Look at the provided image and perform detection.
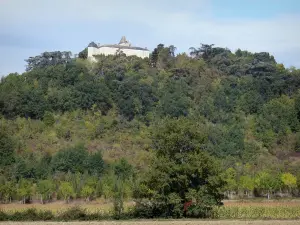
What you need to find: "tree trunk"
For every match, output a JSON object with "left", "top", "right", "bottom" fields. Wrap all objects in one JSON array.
[{"left": 267, "top": 191, "right": 270, "bottom": 200}]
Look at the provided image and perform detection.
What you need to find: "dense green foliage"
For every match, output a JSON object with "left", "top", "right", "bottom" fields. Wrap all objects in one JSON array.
[
  {"left": 134, "top": 118, "right": 224, "bottom": 218},
  {"left": 1, "top": 44, "right": 300, "bottom": 218}
]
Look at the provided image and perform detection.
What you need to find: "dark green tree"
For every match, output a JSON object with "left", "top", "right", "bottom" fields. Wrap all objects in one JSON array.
[
  {"left": 78, "top": 48, "right": 88, "bottom": 59},
  {"left": 113, "top": 158, "right": 133, "bottom": 219},
  {"left": 37, "top": 180, "right": 56, "bottom": 204},
  {"left": 51, "top": 144, "right": 88, "bottom": 173},
  {"left": 43, "top": 111, "right": 55, "bottom": 126},
  {"left": 0, "top": 129, "right": 15, "bottom": 166},
  {"left": 135, "top": 118, "right": 225, "bottom": 218},
  {"left": 85, "top": 151, "right": 105, "bottom": 176}
]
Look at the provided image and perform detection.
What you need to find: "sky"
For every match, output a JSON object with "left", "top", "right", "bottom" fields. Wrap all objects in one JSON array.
[{"left": 0, "top": 0, "right": 300, "bottom": 76}]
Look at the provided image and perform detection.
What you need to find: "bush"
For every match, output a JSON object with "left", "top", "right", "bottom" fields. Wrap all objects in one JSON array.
[
  {"left": 6, "top": 208, "right": 53, "bottom": 221},
  {"left": 186, "top": 204, "right": 213, "bottom": 218},
  {"left": 0, "top": 210, "right": 8, "bottom": 221},
  {"left": 85, "top": 211, "right": 112, "bottom": 221},
  {"left": 57, "top": 206, "right": 87, "bottom": 221},
  {"left": 10, "top": 208, "right": 39, "bottom": 221},
  {"left": 38, "top": 210, "right": 54, "bottom": 220},
  {"left": 133, "top": 200, "right": 170, "bottom": 218}
]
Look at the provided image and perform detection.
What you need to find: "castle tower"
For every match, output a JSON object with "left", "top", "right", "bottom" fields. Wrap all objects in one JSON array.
[{"left": 119, "top": 36, "right": 131, "bottom": 46}]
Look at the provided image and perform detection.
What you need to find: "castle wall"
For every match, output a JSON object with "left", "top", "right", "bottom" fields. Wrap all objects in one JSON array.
[
  {"left": 87, "top": 47, "right": 98, "bottom": 61},
  {"left": 88, "top": 46, "right": 149, "bottom": 60}
]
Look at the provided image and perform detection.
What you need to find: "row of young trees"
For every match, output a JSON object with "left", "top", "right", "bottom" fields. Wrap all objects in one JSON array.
[
  {"left": 223, "top": 167, "right": 299, "bottom": 199},
  {"left": 0, "top": 159, "right": 133, "bottom": 205}
]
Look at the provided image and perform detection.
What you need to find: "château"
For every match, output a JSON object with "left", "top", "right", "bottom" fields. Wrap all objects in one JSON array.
[{"left": 87, "top": 36, "right": 150, "bottom": 60}]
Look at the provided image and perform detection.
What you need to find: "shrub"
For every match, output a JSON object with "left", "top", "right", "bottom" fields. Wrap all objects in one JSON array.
[
  {"left": 186, "top": 204, "right": 213, "bottom": 218},
  {"left": 0, "top": 210, "right": 8, "bottom": 221},
  {"left": 57, "top": 206, "right": 87, "bottom": 221},
  {"left": 38, "top": 210, "right": 54, "bottom": 220},
  {"left": 7, "top": 208, "right": 54, "bottom": 221},
  {"left": 133, "top": 200, "right": 170, "bottom": 218}
]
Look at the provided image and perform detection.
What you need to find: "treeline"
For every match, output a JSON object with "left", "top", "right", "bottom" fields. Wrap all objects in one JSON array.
[{"left": 1, "top": 43, "right": 300, "bottom": 218}]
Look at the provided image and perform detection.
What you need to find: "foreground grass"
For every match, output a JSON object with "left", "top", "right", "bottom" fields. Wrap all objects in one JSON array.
[
  {"left": 2, "top": 200, "right": 300, "bottom": 221},
  {"left": 0, "top": 200, "right": 134, "bottom": 214},
  {"left": 213, "top": 206, "right": 300, "bottom": 219},
  {"left": 1, "top": 221, "right": 300, "bottom": 225}
]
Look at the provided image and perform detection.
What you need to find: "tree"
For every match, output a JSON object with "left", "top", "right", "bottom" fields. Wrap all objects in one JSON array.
[
  {"left": 43, "top": 111, "right": 55, "bottom": 127},
  {"left": 239, "top": 175, "right": 254, "bottom": 197},
  {"left": 51, "top": 144, "right": 88, "bottom": 173},
  {"left": 222, "top": 168, "right": 237, "bottom": 199},
  {"left": 0, "top": 73, "right": 25, "bottom": 118},
  {"left": 113, "top": 158, "right": 133, "bottom": 219},
  {"left": 85, "top": 152, "right": 105, "bottom": 176},
  {"left": 37, "top": 180, "right": 56, "bottom": 204},
  {"left": 0, "top": 181, "right": 15, "bottom": 203},
  {"left": 134, "top": 117, "right": 225, "bottom": 218},
  {"left": 59, "top": 181, "right": 75, "bottom": 203},
  {"left": 158, "top": 81, "right": 190, "bottom": 118},
  {"left": 35, "top": 152, "right": 52, "bottom": 179},
  {"left": 155, "top": 45, "right": 176, "bottom": 69},
  {"left": 21, "top": 88, "right": 48, "bottom": 119},
  {"left": 101, "top": 175, "right": 114, "bottom": 200},
  {"left": 25, "top": 51, "right": 72, "bottom": 71},
  {"left": 255, "top": 172, "right": 282, "bottom": 199},
  {"left": 150, "top": 44, "right": 165, "bottom": 67},
  {"left": 78, "top": 48, "right": 88, "bottom": 59},
  {"left": 81, "top": 185, "right": 95, "bottom": 202},
  {"left": 169, "top": 45, "right": 177, "bottom": 57},
  {"left": 281, "top": 173, "right": 297, "bottom": 194},
  {"left": 189, "top": 44, "right": 214, "bottom": 60},
  {"left": 17, "top": 179, "right": 32, "bottom": 204},
  {"left": 0, "top": 129, "right": 15, "bottom": 166},
  {"left": 257, "top": 95, "right": 299, "bottom": 147}
]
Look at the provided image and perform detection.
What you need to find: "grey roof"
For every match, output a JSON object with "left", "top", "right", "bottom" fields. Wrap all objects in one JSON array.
[
  {"left": 88, "top": 42, "right": 98, "bottom": 47},
  {"left": 119, "top": 36, "right": 128, "bottom": 44},
  {"left": 97, "top": 44, "right": 149, "bottom": 51}
]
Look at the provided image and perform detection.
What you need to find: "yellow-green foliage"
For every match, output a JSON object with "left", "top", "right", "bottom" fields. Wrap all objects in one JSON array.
[{"left": 1, "top": 108, "right": 153, "bottom": 168}]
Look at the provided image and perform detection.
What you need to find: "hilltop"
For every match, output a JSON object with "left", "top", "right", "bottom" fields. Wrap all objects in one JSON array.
[{"left": 1, "top": 43, "right": 300, "bottom": 212}]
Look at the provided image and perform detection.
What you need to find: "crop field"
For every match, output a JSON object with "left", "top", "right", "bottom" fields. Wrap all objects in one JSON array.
[
  {"left": 1, "top": 220, "right": 300, "bottom": 225},
  {"left": 223, "top": 199, "right": 300, "bottom": 207},
  {"left": 2, "top": 200, "right": 300, "bottom": 221},
  {"left": 2, "top": 199, "right": 300, "bottom": 213},
  {"left": 0, "top": 201, "right": 117, "bottom": 214}
]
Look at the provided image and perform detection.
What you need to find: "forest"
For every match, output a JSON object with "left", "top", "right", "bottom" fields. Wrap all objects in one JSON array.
[{"left": 1, "top": 43, "right": 300, "bottom": 218}]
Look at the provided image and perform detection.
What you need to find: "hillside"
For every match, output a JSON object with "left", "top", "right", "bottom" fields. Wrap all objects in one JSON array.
[{"left": 1, "top": 43, "right": 300, "bottom": 207}]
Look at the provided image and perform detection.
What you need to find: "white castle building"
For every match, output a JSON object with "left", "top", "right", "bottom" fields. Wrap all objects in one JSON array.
[{"left": 87, "top": 36, "right": 150, "bottom": 60}]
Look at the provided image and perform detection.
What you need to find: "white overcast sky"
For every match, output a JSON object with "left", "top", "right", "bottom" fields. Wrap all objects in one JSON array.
[{"left": 0, "top": 0, "right": 300, "bottom": 75}]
